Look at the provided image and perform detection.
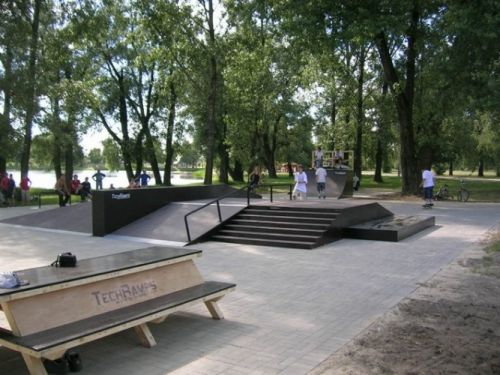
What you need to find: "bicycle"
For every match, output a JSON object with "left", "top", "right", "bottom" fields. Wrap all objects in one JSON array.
[
  {"left": 457, "top": 179, "right": 470, "bottom": 202},
  {"left": 433, "top": 184, "right": 453, "bottom": 201}
]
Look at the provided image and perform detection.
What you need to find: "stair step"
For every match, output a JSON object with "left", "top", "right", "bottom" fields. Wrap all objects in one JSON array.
[
  {"left": 211, "top": 235, "right": 317, "bottom": 249},
  {"left": 245, "top": 208, "right": 339, "bottom": 218},
  {"left": 218, "top": 229, "right": 320, "bottom": 242},
  {"left": 237, "top": 214, "right": 333, "bottom": 224},
  {"left": 250, "top": 205, "right": 342, "bottom": 213},
  {"left": 225, "top": 224, "right": 326, "bottom": 235},
  {"left": 230, "top": 219, "right": 330, "bottom": 230}
]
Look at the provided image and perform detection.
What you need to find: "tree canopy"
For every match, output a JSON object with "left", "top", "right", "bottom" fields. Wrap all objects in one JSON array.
[{"left": 1, "top": 0, "right": 498, "bottom": 192}]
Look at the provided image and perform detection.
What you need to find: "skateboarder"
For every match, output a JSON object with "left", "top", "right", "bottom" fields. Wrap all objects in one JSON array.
[{"left": 420, "top": 167, "right": 435, "bottom": 208}]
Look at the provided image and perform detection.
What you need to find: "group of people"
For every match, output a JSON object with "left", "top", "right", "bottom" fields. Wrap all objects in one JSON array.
[
  {"left": 314, "top": 147, "right": 345, "bottom": 169},
  {"left": 247, "top": 163, "right": 327, "bottom": 201},
  {"left": 290, "top": 164, "right": 327, "bottom": 200},
  {"left": 128, "top": 170, "right": 151, "bottom": 189},
  {"left": 1, "top": 173, "right": 32, "bottom": 206},
  {"left": 55, "top": 174, "right": 93, "bottom": 207}
]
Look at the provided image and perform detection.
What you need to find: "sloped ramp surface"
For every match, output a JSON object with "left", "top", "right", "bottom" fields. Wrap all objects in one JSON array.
[
  {"left": 0, "top": 203, "right": 92, "bottom": 234},
  {"left": 111, "top": 200, "right": 247, "bottom": 243}
]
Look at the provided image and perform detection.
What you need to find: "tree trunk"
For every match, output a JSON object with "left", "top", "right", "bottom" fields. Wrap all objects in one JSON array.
[
  {"left": 329, "top": 94, "right": 337, "bottom": 150},
  {"left": 374, "top": 137, "right": 383, "bottom": 182},
  {"left": 354, "top": 46, "right": 366, "bottom": 179},
  {"left": 229, "top": 159, "right": 244, "bottom": 182},
  {"left": 262, "top": 115, "right": 281, "bottom": 179},
  {"left": 375, "top": 3, "right": 420, "bottom": 195},
  {"left": 448, "top": 160, "right": 454, "bottom": 176},
  {"left": 134, "top": 129, "right": 145, "bottom": 177},
  {"left": 478, "top": 158, "right": 484, "bottom": 177},
  {"left": 0, "top": 3, "right": 15, "bottom": 174},
  {"left": 218, "top": 116, "right": 229, "bottom": 184},
  {"left": 142, "top": 123, "right": 162, "bottom": 185},
  {"left": 20, "top": 0, "right": 42, "bottom": 177},
  {"left": 204, "top": 0, "right": 218, "bottom": 185},
  {"left": 163, "top": 81, "right": 177, "bottom": 186},
  {"left": 118, "top": 74, "right": 134, "bottom": 181}
]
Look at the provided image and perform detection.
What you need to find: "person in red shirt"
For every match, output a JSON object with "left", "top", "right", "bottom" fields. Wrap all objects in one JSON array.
[
  {"left": 1, "top": 173, "right": 9, "bottom": 206},
  {"left": 20, "top": 174, "right": 32, "bottom": 205},
  {"left": 70, "top": 174, "right": 81, "bottom": 195}
]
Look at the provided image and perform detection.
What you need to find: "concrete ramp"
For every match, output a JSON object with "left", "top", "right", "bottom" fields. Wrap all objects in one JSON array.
[
  {"left": 0, "top": 203, "right": 92, "bottom": 234},
  {"left": 305, "top": 169, "right": 353, "bottom": 199},
  {"left": 111, "top": 200, "right": 247, "bottom": 243}
]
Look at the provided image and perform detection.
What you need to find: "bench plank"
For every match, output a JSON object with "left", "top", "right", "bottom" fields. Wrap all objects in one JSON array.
[{"left": 0, "top": 281, "right": 235, "bottom": 353}]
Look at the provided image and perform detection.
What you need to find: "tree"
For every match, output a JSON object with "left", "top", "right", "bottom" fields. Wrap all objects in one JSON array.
[
  {"left": 88, "top": 148, "right": 104, "bottom": 168},
  {"left": 19, "top": 0, "right": 42, "bottom": 178},
  {"left": 102, "top": 138, "right": 122, "bottom": 171}
]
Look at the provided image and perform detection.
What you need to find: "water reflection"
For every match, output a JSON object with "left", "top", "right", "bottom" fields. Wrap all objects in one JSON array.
[{"left": 7, "top": 170, "right": 203, "bottom": 189}]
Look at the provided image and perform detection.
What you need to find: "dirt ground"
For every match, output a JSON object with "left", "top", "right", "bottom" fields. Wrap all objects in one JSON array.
[{"left": 311, "top": 228, "right": 500, "bottom": 375}]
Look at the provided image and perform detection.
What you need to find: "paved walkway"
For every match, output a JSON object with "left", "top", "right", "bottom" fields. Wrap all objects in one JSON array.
[{"left": 0, "top": 199, "right": 499, "bottom": 374}]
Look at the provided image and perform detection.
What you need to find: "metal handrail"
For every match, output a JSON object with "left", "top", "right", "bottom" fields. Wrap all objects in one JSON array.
[
  {"left": 256, "top": 183, "right": 294, "bottom": 203},
  {"left": 184, "top": 185, "right": 250, "bottom": 242},
  {"left": 183, "top": 182, "right": 295, "bottom": 242}
]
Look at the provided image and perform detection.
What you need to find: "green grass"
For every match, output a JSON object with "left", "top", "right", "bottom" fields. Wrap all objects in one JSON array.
[
  {"left": 484, "top": 232, "right": 500, "bottom": 254},
  {"left": 358, "top": 175, "right": 402, "bottom": 190},
  {"left": 434, "top": 178, "right": 500, "bottom": 202}
]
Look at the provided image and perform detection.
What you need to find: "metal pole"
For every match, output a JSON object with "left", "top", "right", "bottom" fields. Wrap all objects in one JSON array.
[
  {"left": 270, "top": 185, "right": 273, "bottom": 203},
  {"left": 184, "top": 217, "right": 191, "bottom": 242},
  {"left": 289, "top": 185, "right": 292, "bottom": 200},
  {"left": 216, "top": 200, "right": 222, "bottom": 222},
  {"left": 247, "top": 187, "right": 250, "bottom": 206}
]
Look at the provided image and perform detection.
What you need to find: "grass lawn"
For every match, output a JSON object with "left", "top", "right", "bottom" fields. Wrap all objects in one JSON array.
[{"left": 359, "top": 172, "right": 500, "bottom": 202}]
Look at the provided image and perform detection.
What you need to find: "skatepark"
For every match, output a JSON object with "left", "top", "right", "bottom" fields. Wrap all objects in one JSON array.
[{"left": 1, "top": 190, "right": 499, "bottom": 374}]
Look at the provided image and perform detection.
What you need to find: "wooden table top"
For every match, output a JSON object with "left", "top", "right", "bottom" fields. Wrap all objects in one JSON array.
[{"left": 0, "top": 246, "right": 201, "bottom": 298}]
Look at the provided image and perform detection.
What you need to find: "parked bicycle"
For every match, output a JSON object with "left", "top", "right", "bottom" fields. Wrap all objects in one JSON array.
[
  {"left": 457, "top": 179, "right": 470, "bottom": 202},
  {"left": 433, "top": 184, "right": 453, "bottom": 201}
]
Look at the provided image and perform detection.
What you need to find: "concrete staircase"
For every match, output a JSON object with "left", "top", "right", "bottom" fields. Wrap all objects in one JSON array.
[{"left": 210, "top": 205, "right": 340, "bottom": 249}]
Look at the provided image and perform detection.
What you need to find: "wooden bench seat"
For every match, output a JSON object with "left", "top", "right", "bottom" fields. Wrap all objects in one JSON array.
[{"left": 0, "top": 281, "right": 235, "bottom": 355}]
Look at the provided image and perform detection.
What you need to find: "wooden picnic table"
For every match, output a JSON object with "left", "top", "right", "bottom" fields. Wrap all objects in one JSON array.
[{"left": 0, "top": 246, "right": 235, "bottom": 375}]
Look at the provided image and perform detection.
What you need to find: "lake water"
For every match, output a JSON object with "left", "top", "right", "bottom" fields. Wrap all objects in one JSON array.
[{"left": 6, "top": 170, "right": 203, "bottom": 189}]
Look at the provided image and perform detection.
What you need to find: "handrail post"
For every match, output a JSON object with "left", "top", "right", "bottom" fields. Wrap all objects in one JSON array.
[
  {"left": 184, "top": 216, "right": 191, "bottom": 242},
  {"left": 289, "top": 185, "right": 292, "bottom": 200},
  {"left": 216, "top": 200, "right": 222, "bottom": 222},
  {"left": 270, "top": 185, "right": 273, "bottom": 203}
]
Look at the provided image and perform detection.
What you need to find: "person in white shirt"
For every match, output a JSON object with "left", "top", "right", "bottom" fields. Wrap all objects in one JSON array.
[
  {"left": 315, "top": 166, "right": 327, "bottom": 199},
  {"left": 334, "top": 150, "right": 344, "bottom": 168},
  {"left": 314, "top": 146, "right": 324, "bottom": 168},
  {"left": 420, "top": 167, "right": 435, "bottom": 207},
  {"left": 293, "top": 165, "right": 308, "bottom": 200}
]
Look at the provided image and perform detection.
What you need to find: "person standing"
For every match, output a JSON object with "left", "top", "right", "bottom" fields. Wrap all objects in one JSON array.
[
  {"left": 6, "top": 174, "right": 16, "bottom": 206},
  {"left": 420, "top": 167, "right": 435, "bottom": 208},
  {"left": 315, "top": 165, "right": 327, "bottom": 199},
  {"left": 92, "top": 169, "right": 106, "bottom": 190},
  {"left": 20, "top": 174, "right": 32, "bottom": 205},
  {"left": 353, "top": 174, "right": 360, "bottom": 191},
  {"left": 55, "top": 174, "right": 71, "bottom": 207},
  {"left": 1, "top": 172, "right": 9, "bottom": 206},
  {"left": 314, "top": 146, "right": 324, "bottom": 168},
  {"left": 293, "top": 165, "right": 308, "bottom": 200},
  {"left": 138, "top": 170, "right": 151, "bottom": 187}
]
